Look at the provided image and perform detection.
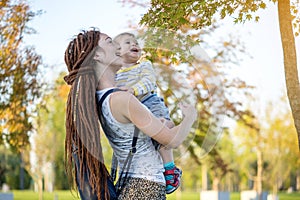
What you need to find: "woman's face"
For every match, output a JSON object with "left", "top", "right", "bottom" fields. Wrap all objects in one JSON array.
[{"left": 97, "top": 33, "right": 122, "bottom": 68}]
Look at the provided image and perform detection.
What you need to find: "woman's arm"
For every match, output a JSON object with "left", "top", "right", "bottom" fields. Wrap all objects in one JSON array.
[{"left": 110, "top": 91, "right": 197, "bottom": 148}]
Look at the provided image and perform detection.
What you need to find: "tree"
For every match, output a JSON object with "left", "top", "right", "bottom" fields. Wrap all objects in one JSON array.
[
  {"left": 277, "top": 0, "right": 300, "bottom": 150},
  {"left": 232, "top": 95, "right": 300, "bottom": 196},
  {"left": 234, "top": 114, "right": 266, "bottom": 198},
  {"left": 263, "top": 98, "right": 300, "bottom": 193},
  {"left": 22, "top": 72, "right": 70, "bottom": 196},
  {"left": 0, "top": 145, "right": 31, "bottom": 189},
  {"left": 136, "top": 0, "right": 300, "bottom": 149},
  {"left": 0, "top": 0, "right": 44, "bottom": 152},
  {"left": 39, "top": 73, "right": 69, "bottom": 191},
  {"left": 23, "top": 71, "right": 115, "bottom": 193}
]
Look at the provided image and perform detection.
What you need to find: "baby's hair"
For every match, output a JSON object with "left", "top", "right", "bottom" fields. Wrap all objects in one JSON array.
[{"left": 113, "top": 32, "right": 136, "bottom": 42}]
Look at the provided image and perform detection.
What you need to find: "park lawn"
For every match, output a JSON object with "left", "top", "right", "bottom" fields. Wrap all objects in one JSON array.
[
  {"left": 12, "top": 190, "right": 78, "bottom": 200},
  {"left": 12, "top": 190, "right": 300, "bottom": 200},
  {"left": 167, "top": 191, "right": 300, "bottom": 200},
  {"left": 277, "top": 192, "right": 300, "bottom": 200}
]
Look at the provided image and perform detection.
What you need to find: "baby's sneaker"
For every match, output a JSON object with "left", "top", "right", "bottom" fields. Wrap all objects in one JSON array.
[{"left": 164, "top": 166, "right": 182, "bottom": 194}]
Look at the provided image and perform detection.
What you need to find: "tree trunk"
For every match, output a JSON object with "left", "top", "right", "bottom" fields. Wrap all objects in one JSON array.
[
  {"left": 44, "top": 162, "right": 54, "bottom": 192},
  {"left": 278, "top": 0, "right": 300, "bottom": 150},
  {"left": 297, "top": 169, "right": 300, "bottom": 191},
  {"left": 202, "top": 164, "right": 208, "bottom": 190},
  {"left": 212, "top": 176, "right": 220, "bottom": 191},
  {"left": 256, "top": 149, "right": 263, "bottom": 200},
  {"left": 19, "top": 154, "right": 24, "bottom": 190},
  {"left": 38, "top": 178, "right": 43, "bottom": 200}
]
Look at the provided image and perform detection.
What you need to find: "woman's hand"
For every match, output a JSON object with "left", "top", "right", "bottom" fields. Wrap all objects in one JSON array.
[{"left": 179, "top": 102, "right": 197, "bottom": 122}]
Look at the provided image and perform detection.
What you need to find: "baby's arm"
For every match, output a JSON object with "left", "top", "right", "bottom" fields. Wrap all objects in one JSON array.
[
  {"left": 131, "top": 61, "right": 157, "bottom": 96},
  {"left": 118, "top": 86, "right": 135, "bottom": 94}
]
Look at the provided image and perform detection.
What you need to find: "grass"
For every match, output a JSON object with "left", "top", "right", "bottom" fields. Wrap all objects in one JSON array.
[
  {"left": 10, "top": 190, "right": 300, "bottom": 200},
  {"left": 12, "top": 190, "right": 78, "bottom": 200}
]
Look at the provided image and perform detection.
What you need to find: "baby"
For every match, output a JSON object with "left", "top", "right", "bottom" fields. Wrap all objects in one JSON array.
[{"left": 114, "top": 32, "right": 182, "bottom": 194}]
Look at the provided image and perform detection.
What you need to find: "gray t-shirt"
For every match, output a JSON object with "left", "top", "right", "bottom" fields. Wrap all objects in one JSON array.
[{"left": 96, "top": 89, "right": 165, "bottom": 185}]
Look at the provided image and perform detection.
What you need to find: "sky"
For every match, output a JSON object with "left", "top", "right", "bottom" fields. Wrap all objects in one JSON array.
[
  {"left": 25, "top": 0, "right": 144, "bottom": 68},
  {"left": 24, "top": 0, "right": 300, "bottom": 109}
]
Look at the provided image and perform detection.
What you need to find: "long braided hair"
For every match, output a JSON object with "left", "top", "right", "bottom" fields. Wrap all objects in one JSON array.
[{"left": 63, "top": 29, "right": 110, "bottom": 200}]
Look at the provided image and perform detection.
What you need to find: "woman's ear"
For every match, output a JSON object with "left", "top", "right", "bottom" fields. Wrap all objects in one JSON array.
[{"left": 94, "top": 49, "right": 104, "bottom": 63}]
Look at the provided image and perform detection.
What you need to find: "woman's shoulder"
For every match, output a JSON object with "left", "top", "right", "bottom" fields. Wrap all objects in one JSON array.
[
  {"left": 96, "top": 88, "right": 130, "bottom": 105},
  {"left": 110, "top": 90, "right": 136, "bottom": 103},
  {"left": 97, "top": 88, "right": 143, "bottom": 114},
  {"left": 110, "top": 90, "right": 143, "bottom": 116}
]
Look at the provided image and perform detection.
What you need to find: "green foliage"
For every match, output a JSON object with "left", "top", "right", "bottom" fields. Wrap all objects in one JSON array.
[
  {"left": 140, "top": 1, "right": 299, "bottom": 36},
  {"left": 140, "top": 0, "right": 269, "bottom": 30},
  {"left": 291, "top": 0, "right": 300, "bottom": 36},
  {"left": 0, "top": 0, "right": 44, "bottom": 152},
  {"left": 0, "top": 146, "right": 31, "bottom": 189}
]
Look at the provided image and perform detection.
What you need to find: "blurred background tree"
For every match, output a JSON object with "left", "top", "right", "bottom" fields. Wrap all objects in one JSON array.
[
  {"left": 232, "top": 94, "right": 299, "bottom": 195},
  {"left": 0, "top": 0, "right": 44, "bottom": 152},
  {"left": 0, "top": 0, "right": 45, "bottom": 191},
  {"left": 21, "top": 72, "right": 69, "bottom": 198},
  {"left": 135, "top": 0, "right": 300, "bottom": 150},
  {"left": 0, "top": 146, "right": 31, "bottom": 189}
]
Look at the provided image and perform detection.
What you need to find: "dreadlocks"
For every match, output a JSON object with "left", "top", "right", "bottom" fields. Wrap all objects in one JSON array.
[{"left": 64, "top": 29, "right": 110, "bottom": 200}]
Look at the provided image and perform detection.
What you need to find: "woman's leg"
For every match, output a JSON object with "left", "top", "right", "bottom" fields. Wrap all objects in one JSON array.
[{"left": 118, "top": 178, "right": 166, "bottom": 200}]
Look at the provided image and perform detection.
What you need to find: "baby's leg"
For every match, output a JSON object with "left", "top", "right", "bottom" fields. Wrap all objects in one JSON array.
[
  {"left": 159, "top": 119, "right": 175, "bottom": 163},
  {"left": 159, "top": 147, "right": 173, "bottom": 163},
  {"left": 158, "top": 119, "right": 182, "bottom": 194}
]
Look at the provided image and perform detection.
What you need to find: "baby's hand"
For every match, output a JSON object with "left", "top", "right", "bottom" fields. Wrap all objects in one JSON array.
[
  {"left": 127, "top": 88, "right": 135, "bottom": 95},
  {"left": 118, "top": 87, "right": 134, "bottom": 94}
]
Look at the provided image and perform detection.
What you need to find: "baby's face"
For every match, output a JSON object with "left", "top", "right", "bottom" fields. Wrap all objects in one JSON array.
[{"left": 117, "top": 35, "right": 141, "bottom": 64}]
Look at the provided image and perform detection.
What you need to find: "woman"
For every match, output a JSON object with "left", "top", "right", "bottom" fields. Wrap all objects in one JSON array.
[{"left": 63, "top": 28, "right": 197, "bottom": 200}]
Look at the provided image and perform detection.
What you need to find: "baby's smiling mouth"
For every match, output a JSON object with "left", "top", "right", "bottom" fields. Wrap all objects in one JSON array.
[{"left": 130, "top": 48, "right": 139, "bottom": 52}]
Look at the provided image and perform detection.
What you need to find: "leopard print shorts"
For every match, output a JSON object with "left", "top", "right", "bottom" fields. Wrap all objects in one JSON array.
[{"left": 118, "top": 177, "right": 166, "bottom": 200}]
